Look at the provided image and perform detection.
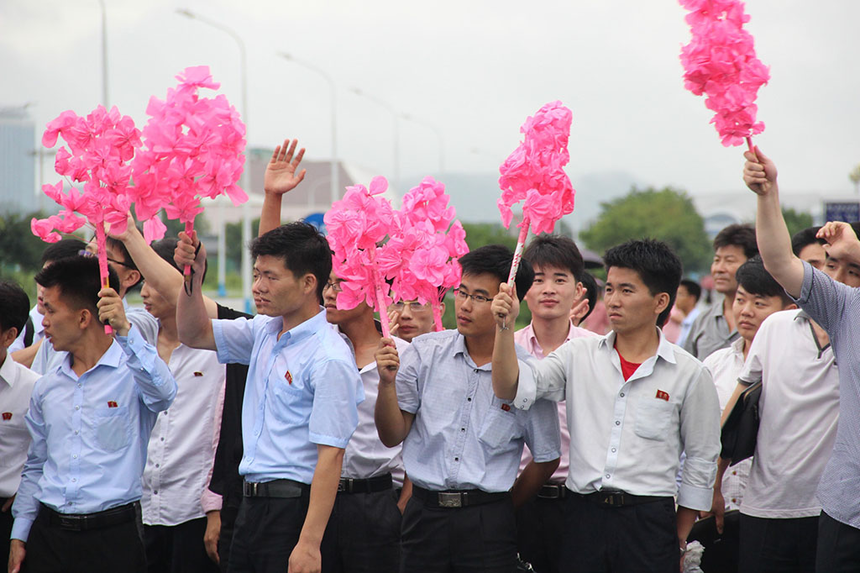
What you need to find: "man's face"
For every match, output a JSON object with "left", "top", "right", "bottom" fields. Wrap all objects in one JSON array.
[
  {"left": 454, "top": 273, "right": 500, "bottom": 338},
  {"left": 711, "top": 245, "right": 748, "bottom": 295},
  {"left": 252, "top": 255, "right": 309, "bottom": 318},
  {"left": 732, "top": 285, "right": 788, "bottom": 343},
  {"left": 323, "top": 272, "right": 370, "bottom": 326},
  {"left": 823, "top": 255, "right": 860, "bottom": 288},
  {"left": 797, "top": 243, "right": 826, "bottom": 270},
  {"left": 388, "top": 300, "right": 435, "bottom": 342},
  {"left": 40, "top": 285, "right": 84, "bottom": 352},
  {"left": 604, "top": 267, "right": 666, "bottom": 335},
  {"left": 87, "top": 239, "right": 137, "bottom": 297},
  {"left": 674, "top": 285, "right": 696, "bottom": 314},
  {"left": 525, "top": 264, "right": 581, "bottom": 323},
  {"left": 140, "top": 280, "right": 172, "bottom": 321}
]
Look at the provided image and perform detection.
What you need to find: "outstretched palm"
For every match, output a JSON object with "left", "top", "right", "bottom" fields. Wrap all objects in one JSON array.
[{"left": 264, "top": 138, "right": 307, "bottom": 196}]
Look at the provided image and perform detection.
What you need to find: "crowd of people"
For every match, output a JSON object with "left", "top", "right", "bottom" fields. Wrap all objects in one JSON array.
[{"left": 1, "top": 141, "right": 859, "bottom": 573}]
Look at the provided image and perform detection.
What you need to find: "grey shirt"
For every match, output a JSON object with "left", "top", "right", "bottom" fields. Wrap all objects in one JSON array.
[
  {"left": 791, "top": 261, "right": 860, "bottom": 529},
  {"left": 682, "top": 299, "right": 739, "bottom": 360}
]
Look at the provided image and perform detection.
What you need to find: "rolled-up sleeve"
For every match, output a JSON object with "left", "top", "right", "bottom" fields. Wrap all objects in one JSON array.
[
  {"left": 212, "top": 316, "right": 257, "bottom": 366},
  {"left": 308, "top": 358, "right": 365, "bottom": 449},
  {"left": 116, "top": 325, "right": 176, "bottom": 413},
  {"left": 522, "top": 397, "right": 561, "bottom": 463},
  {"left": 677, "top": 367, "right": 721, "bottom": 511},
  {"left": 515, "top": 347, "right": 569, "bottom": 410}
]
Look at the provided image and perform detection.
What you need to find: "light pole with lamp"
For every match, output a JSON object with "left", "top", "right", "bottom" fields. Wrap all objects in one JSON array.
[
  {"left": 176, "top": 8, "right": 252, "bottom": 308},
  {"left": 278, "top": 53, "right": 339, "bottom": 207},
  {"left": 97, "top": 0, "right": 108, "bottom": 107}
]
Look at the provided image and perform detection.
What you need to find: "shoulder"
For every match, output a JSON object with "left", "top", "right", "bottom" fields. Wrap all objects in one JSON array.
[
  {"left": 702, "top": 346, "right": 730, "bottom": 369},
  {"left": 409, "top": 329, "right": 458, "bottom": 350},
  {"left": 667, "top": 343, "right": 711, "bottom": 379}
]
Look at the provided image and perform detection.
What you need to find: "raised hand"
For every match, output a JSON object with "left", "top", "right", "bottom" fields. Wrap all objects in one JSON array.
[
  {"left": 492, "top": 282, "right": 519, "bottom": 330},
  {"left": 817, "top": 221, "right": 860, "bottom": 263},
  {"left": 264, "top": 138, "right": 307, "bottom": 196},
  {"left": 97, "top": 287, "right": 131, "bottom": 336},
  {"left": 175, "top": 230, "right": 207, "bottom": 279},
  {"left": 376, "top": 338, "right": 400, "bottom": 383},
  {"left": 743, "top": 146, "right": 778, "bottom": 196}
]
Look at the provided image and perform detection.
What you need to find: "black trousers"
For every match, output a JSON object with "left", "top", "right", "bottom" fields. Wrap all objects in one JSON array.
[
  {"left": 738, "top": 513, "right": 818, "bottom": 573},
  {"left": 23, "top": 503, "right": 146, "bottom": 573},
  {"left": 560, "top": 493, "right": 678, "bottom": 573},
  {"left": 320, "top": 488, "right": 402, "bottom": 573},
  {"left": 400, "top": 494, "right": 517, "bottom": 573},
  {"left": 815, "top": 511, "right": 860, "bottom": 573},
  {"left": 226, "top": 491, "right": 310, "bottom": 573},
  {"left": 218, "top": 503, "right": 240, "bottom": 573},
  {"left": 687, "top": 509, "right": 740, "bottom": 573},
  {"left": 145, "top": 517, "right": 219, "bottom": 573},
  {"left": 515, "top": 496, "right": 565, "bottom": 573},
  {"left": 1, "top": 498, "right": 14, "bottom": 569}
]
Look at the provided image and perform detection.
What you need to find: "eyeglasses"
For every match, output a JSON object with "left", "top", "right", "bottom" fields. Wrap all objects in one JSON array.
[
  {"left": 390, "top": 301, "right": 431, "bottom": 312},
  {"left": 78, "top": 249, "right": 135, "bottom": 269},
  {"left": 453, "top": 288, "right": 492, "bottom": 304},
  {"left": 324, "top": 281, "right": 343, "bottom": 293}
]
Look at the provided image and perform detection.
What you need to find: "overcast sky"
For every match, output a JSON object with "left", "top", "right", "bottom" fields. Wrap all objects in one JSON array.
[{"left": 3, "top": 0, "right": 859, "bottom": 209}]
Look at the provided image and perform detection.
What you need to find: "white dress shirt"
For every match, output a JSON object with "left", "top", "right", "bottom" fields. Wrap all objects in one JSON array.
[
  {"left": 339, "top": 330, "right": 408, "bottom": 486},
  {"left": 702, "top": 338, "right": 751, "bottom": 511},
  {"left": 142, "top": 342, "right": 226, "bottom": 526},
  {"left": 515, "top": 329, "right": 721, "bottom": 512},
  {"left": 0, "top": 354, "right": 40, "bottom": 497}
]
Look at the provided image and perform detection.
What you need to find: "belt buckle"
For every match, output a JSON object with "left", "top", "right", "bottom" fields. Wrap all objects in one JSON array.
[
  {"left": 59, "top": 515, "right": 82, "bottom": 530},
  {"left": 602, "top": 492, "right": 623, "bottom": 506},
  {"left": 437, "top": 492, "right": 462, "bottom": 508},
  {"left": 246, "top": 482, "right": 259, "bottom": 497},
  {"left": 337, "top": 479, "right": 348, "bottom": 493}
]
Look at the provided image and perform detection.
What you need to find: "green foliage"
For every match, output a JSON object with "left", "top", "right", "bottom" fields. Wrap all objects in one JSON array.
[
  {"left": 0, "top": 211, "right": 57, "bottom": 275},
  {"left": 781, "top": 207, "right": 814, "bottom": 239},
  {"left": 225, "top": 217, "right": 261, "bottom": 271},
  {"left": 579, "top": 187, "right": 712, "bottom": 274},
  {"left": 162, "top": 213, "right": 210, "bottom": 241},
  {"left": 461, "top": 222, "right": 518, "bottom": 252}
]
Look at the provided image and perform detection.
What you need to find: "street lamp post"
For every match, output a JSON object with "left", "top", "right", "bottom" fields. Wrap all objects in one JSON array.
[
  {"left": 177, "top": 8, "right": 252, "bottom": 311},
  {"left": 279, "top": 53, "right": 339, "bottom": 207},
  {"left": 400, "top": 113, "right": 444, "bottom": 176},
  {"left": 97, "top": 0, "right": 108, "bottom": 107},
  {"left": 351, "top": 88, "right": 400, "bottom": 191}
]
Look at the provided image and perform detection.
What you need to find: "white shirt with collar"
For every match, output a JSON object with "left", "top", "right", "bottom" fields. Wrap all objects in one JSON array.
[
  {"left": 142, "top": 342, "right": 226, "bottom": 526},
  {"left": 515, "top": 329, "right": 721, "bottom": 512},
  {"left": 0, "top": 354, "right": 40, "bottom": 497}
]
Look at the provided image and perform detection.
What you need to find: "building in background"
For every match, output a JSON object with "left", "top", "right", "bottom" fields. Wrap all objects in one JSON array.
[{"left": 0, "top": 105, "right": 39, "bottom": 216}]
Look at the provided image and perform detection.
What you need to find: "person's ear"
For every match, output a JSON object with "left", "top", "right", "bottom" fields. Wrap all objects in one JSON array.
[
  {"left": 78, "top": 308, "right": 95, "bottom": 330},
  {"left": 654, "top": 292, "right": 671, "bottom": 316},
  {"left": 0, "top": 326, "right": 18, "bottom": 349},
  {"left": 123, "top": 269, "right": 141, "bottom": 292},
  {"left": 301, "top": 273, "right": 317, "bottom": 295},
  {"left": 439, "top": 301, "right": 446, "bottom": 314}
]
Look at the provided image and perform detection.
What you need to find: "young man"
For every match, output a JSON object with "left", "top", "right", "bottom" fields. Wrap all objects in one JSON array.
[
  {"left": 492, "top": 239, "right": 721, "bottom": 573},
  {"left": 695, "top": 257, "right": 796, "bottom": 571},
  {"left": 513, "top": 235, "right": 595, "bottom": 573},
  {"left": 29, "top": 235, "right": 159, "bottom": 375},
  {"left": 0, "top": 281, "right": 40, "bottom": 566},
  {"left": 387, "top": 299, "right": 440, "bottom": 342},
  {"left": 375, "top": 245, "right": 561, "bottom": 573},
  {"left": 176, "top": 223, "right": 363, "bottom": 573},
  {"left": 321, "top": 272, "right": 410, "bottom": 573},
  {"left": 744, "top": 147, "right": 860, "bottom": 572},
  {"left": 9, "top": 256, "right": 177, "bottom": 573},
  {"left": 684, "top": 224, "right": 758, "bottom": 360},
  {"left": 133, "top": 238, "right": 225, "bottom": 573},
  {"left": 9, "top": 238, "right": 86, "bottom": 367},
  {"left": 674, "top": 279, "right": 702, "bottom": 348}
]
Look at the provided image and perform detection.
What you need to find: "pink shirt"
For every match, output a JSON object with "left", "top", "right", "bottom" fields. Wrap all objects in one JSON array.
[{"left": 515, "top": 321, "right": 598, "bottom": 482}]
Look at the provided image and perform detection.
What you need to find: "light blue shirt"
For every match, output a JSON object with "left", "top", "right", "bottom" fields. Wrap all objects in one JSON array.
[
  {"left": 396, "top": 330, "right": 560, "bottom": 493},
  {"left": 792, "top": 261, "right": 860, "bottom": 528},
  {"left": 11, "top": 325, "right": 176, "bottom": 541},
  {"left": 212, "top": 309, "right": 363, "bottom": 484}
]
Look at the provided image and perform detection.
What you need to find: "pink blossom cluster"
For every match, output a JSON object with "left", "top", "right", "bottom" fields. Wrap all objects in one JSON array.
[
  {"left": 129, "top": 66, "right": 247, "bottom": 242},
  {"left": 31, "top": 105, "right": 140, "bottom": 242},
  {"left": 498, "top": 101, "right": 575, "bottom": 235},
  {"left": 324, "top": 176, "right": 397, "bottom": 311},
  {"left": 679, "top": 0, "right": 770, "bottom": 147}
]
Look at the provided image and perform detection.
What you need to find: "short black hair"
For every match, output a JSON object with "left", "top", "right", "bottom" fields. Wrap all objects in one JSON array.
[
  {"left": 0, "top": 280, "right": 30, "bottom": 335},
  {"left": 679, "top": 279, "right": 702, "bottom": 302},
  {"left": 578, "top": 271, "right": 598, "bottom": 323},
  {"left": 790, "top": 226, "right": 825, "bottom": 257},
  {"left": 523, "top": 235, "right": 585, "bottom": 282},
  {"left": 250, "top": 222, "right": 332, "bottom": 301},
  {"left": 603, "top": 239, "right": 682, "bottom": 327},
  {"left": 713, "top": 223, "right": 758, "bottom": 260},
  {"left": 150, "top": 237, "right": 209, "bottom": 284},
  {"left": 41, "top": 237, "right": 87, "bottom": 267},
  {"left": 735, "top": 255, "right": 792, "bottom": 306},
  {"left": 105, "top": 235, "right": 143, "bottom": 291},
  {"left": 458, "top": 244, "right": 534, "bottom": 301},
  {"left": 35, "top": 256, "right": 119, "bottom": 315}
]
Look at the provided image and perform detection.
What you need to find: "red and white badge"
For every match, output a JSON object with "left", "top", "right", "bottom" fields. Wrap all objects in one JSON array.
[
  {"left": 107, "top": 401, "right": 118, "bottom": 408},
  {"left": 655, "top": 390, "right": 670, "bottom": 402},
  {"left": 285, "top": 370, "right": 293, "bottom": 385},
  {"left": 2, "top": 412, "right": 12, "bottom": 421}
]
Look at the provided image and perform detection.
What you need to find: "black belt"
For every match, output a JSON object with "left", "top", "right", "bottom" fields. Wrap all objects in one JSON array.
[
  {"left": 575, "top": 490, "right": 670, "bottom": 507},
  {"left": 537, "top": 483, "right": 568, "bottom": 500},
  {"left": 338, "top": 473, "right": 393, "bottom": 494},
  {"left": 40, "top": 501, "right": 137, "bottom": 531},
  {"left": 412, "top": 486, "right": 509, "bottom": 508},
  {"left": 242, "top": 479, "right": 308, "bottom": 498}
]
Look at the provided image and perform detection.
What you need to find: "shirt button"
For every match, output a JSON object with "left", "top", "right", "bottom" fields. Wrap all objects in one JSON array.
[
  {"left": 156, "top": 464, "right": 160, "bottom": 468},
  {"left": 161, "top": 437, "right": 165, "bottom": 442},
  {"left": 474, "top": 369, "right": 479, "bottom": 373},
  {"left": 611, "top": 448, "right": 617, "bottom": 453},
  {"left": 74, "top": 431, "right": 79, "bottom": 435},
  {"left": 461, "top": 428, "right": 465, "bottom": 432},
  {"left": 605, "top": 474, "right": 611, "bottom": 479},
  {"left": 732, "top": 471, "right": 737, "bottom": 476},
  {"left": 71, "top": 478, "right": 76, "bottom": 482},
  {"left": 732, "top": 498, "right": 737, "bottom": 503},
  {"left": 615, "top": 421, "right": 620, "bottom": 426},
  {"left": 454, "top": 457, "right": 459, "bottom": 462},
  {"left": 77, "top": 383, "right": 82, "bottom": 388},
  {"left": 467, "top": 398, "right": 472, "bottom": 402},
  {"left": 154, "top": 490, "right": 158, "bottom": 495},
  {"left": 73, "top": 455, "right": 77, "bottom": 459},
  {"left": 75, "top": 406, "right": 80, "bottom": 410},
  {"left": 620, "top": 392, "right": 625, "bottom": 397}
]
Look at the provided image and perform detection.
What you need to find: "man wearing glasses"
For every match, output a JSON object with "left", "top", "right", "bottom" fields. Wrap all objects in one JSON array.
[
  {"left": 374, "top": 245, "right": 561, "bottom": 573},
  {"left": 387, "top": 297, "right": 445, "bottom": 342}
]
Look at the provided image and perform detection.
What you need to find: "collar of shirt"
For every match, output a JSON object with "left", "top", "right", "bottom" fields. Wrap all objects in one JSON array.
[
  {"left": 451, "top": 331, "right": 488, "bottom": 369},
  {"left": 55, "top": 338, "right": 124, "bottom": 381},
  {"left": 518, "top": 320, "right": 589, "bottom": 358},
  {"left": 264, "top": 307, "right": 327, "bottom": 345},
  {"left": 729, "top": 336, "right": 745, "bottom": 356},
  {"left": 597, "top": 328, "right": 678, "bottom": 378},
  {"left": 0, "top": 354, "right": 20, "bottom": 388}
]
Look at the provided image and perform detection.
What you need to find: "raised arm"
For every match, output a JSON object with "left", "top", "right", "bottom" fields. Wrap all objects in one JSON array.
[
  {"left": 491, "top": 282, "right": 521, "bottom": 400},
  {"left": 743, "top": 147, "right": 805, "bottom": 297},
  {"left": 259, "top": 138, "right": 307, "bottom": 236},
  {"left": 374, "top": 338, "right": 414, "bottom": 447},
  {"left": 175, "top": 231, "right": 217, "bottom": 350},
  {"left": 113, "top": 215, "right": 219, "bottom": 318}
]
